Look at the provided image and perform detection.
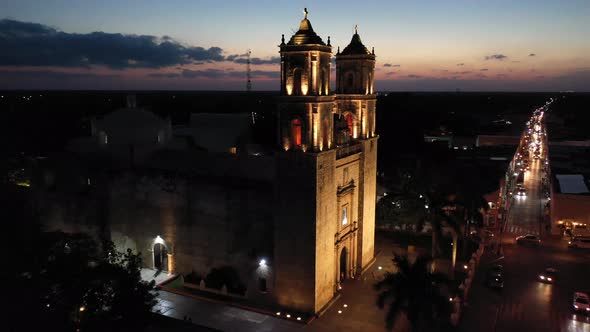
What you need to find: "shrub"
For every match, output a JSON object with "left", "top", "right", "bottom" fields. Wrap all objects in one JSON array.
[
  {"left": 184, "top": 270, "right": 202, "bottom": 284},
  {"left": 204, "top": 266, "right": 246, "bottom": 295}
]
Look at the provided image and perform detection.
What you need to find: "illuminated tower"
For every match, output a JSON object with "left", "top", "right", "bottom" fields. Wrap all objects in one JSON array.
[
  {"left": 274, "top": 11, "right": 378, "bottom": 315},
  {"left": 335, "top": 26, "right": 377, "bottom": 281},
  {"left": 335, "top": 26, "right": 377, "bottom": 139},
  {"left": 277, "top": 8, "right": 334, "bottom": 152}
]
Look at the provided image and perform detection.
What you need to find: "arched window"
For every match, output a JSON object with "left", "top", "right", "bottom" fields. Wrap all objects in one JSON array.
[
  {"left": 293, "top": 68, "right": 302, "bottom": 95},
  {"left": 346, "top": 113, "right": 354, "bottom": 137},
  {"left": 321, "top": 68, "right": 329, "bottom": 95},
  {"left": 290, "top": 118, "right": 302, "bottom": 147},
  {"left": 346, "top": 73, "right": 354, "bottom": 90},
  {"left": 322, "top": 119, "right": 330, "bottom": 150}
]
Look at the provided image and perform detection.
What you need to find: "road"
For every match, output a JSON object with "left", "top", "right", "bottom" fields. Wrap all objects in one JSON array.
[{"left": 460, "top": 108, "right": 590, "bottom": 332}]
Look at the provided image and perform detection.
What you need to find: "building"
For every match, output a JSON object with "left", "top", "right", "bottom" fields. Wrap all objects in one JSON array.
[
  {"left": 37, "top": 10, "right": 378, "bottom": 316},
  {"left": 548, "top": 144, "right": 590, "bottom": 234}
]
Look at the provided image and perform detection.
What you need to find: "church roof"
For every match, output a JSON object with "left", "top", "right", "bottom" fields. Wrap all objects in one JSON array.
[
  {"left": 340, "top": 29, "right": 371, "bottom": 56},
  {"left": 286, "top": 9, "right": 326, "bottom": 46}
]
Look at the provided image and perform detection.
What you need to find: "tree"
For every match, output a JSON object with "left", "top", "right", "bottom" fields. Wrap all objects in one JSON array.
[
  {"left": 429, "top": 194, "right": 462, "bottom": 277},
  {"left": 31, "top": 232, "right": 157, "bottom": 332},
  {"left": 376, "top": 194, "right": 427, "bottom": 231},
  {"left": 375, "top": 255, "right": 453, "bottom": 332}
]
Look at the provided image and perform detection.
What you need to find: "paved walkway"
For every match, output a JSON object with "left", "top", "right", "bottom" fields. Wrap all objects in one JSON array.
[
  {"left": 141, "top": 268, "right": 176, "bottom": 285},
  {"left": 150, "top": 233, "right": 403, "bottom": 332}
]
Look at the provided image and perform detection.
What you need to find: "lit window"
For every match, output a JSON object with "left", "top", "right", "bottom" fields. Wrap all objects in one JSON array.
[
  {"left": 346, "top": 114, "right": 353, "bottom": 137},
  {"left": 291, "top": 119, "right": 302, "bottom": 147},
  {"left": 342, "top": 206, "right": 348, "bottom": 225}
]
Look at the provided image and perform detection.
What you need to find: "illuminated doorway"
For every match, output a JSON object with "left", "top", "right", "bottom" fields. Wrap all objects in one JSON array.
[
  {"left": 339, "top": 247, "right": 348, "bottom": 281},
  {"left": 154, "top": 243, "right": 168, "bottom": 271}
]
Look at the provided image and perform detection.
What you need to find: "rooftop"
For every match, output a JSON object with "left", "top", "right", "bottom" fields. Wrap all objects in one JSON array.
[{"left": 285, "top": 8, "right": 326, "bottom": 46}]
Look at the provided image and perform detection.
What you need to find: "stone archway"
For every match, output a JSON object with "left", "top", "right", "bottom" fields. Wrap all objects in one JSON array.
[
  {"left": 153, "top": 243, "right": 168, "bottom": 271},
  {"left": 339, "top": 247, "right": 348, "bottom": 282}
]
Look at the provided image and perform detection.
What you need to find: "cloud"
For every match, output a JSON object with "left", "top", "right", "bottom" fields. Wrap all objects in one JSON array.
[
  {"left": 484, "top": 54, "right": 508, "bottom": 60},
  {"left": 453, "top": 71, "right": 472, "bottom": 75},
  {"left": 148, "top": 73, "right": 181, "bottom": 78},
  {"left": 0, "top": 19, "right": 224, "bottom": 69},
  {"left": 0, "top": 69, "right": 120, "bottom": 80},
  {"left": 232, "top": 56, "right": 280, "bottom": 65},
  {"left": 480, "top": 68, "right": 488, "bottom": 71},
  {"left": 535, "top": 75, "right": 545, "bottom": 79},
  {"left": 407, "top": 74, "right": 422, "bottom": 79},
  {"left": 383, "top": 63, "right": 400, "bottom": 67},
  {"left": 182, "top": 69, "right": 226, "bottom": 79},
  {"left": 180, "top": 68, "right": 278, "bottom": 79},
  {"left": 385, "top": 71, "right": 396, "bottom": 76},
  {"left": 456, "top": 63, "right": 464, "bottom": 66},
  {"left": 529, "top": 53, "right": 536, "bottom": 57}
]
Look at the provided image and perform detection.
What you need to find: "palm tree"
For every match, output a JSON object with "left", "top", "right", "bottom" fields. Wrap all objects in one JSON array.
[
  {"left": 429, "top": 194, "right": 462, "bottom": 278},
  {"left": 375, "top": 254, "right": 453, "bottom": 332}
]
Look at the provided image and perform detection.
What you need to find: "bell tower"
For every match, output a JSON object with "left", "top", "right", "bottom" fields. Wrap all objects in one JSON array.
[
  {"left": 277, "top": 8, "right": 335, "bottom": 152},
  {"left": 335, "top": 27, "right": 378, "bottom": 273},
  {"left": 335, "top": 26, "right": 376, "bottom": 139},
  {"left": 273, "top": 12, "right": 378, "bottom": 315}
]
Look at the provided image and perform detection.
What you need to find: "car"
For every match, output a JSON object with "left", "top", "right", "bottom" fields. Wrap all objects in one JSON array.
[
  {"left": 573, "top": 292, "right": 590, "bottom": 313},
  {"left": 568, "top": 237, "right": 590, "bottom": 249},
  {"left": 516, "top": 188, "right": 527, "bottom": 197},
  {"left": 516, "top": 234, "right": 541, "bottom": 246},
  {"left": 486, "top": 266, "right": 504, "bottom": 289},
  {"left": 484, "top": 230, "right": 495, "bottom": 238},
  {"left": 538, "top": 268, "right": 557, "bottom": 283}
]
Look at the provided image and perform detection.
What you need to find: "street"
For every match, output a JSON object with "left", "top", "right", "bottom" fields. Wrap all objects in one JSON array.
[{"left": 460, "top": 105, "right": 590, "bottom": 332}]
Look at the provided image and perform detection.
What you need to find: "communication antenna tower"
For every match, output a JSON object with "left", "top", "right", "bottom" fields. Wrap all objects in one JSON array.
[{"left": 246, "top": 49, "right": 252, "bottom": 92}]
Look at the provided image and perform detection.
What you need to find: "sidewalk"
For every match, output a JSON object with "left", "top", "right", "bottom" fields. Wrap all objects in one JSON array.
[
  {"left": 153, "top": 290, "right": 302, "bottom": 332},
  {"left": 457, "top": 248, "right": 504, "bottom": 332}
]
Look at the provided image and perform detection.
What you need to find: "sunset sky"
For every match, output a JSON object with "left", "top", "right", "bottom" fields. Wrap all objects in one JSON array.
[{"left": 1, "top": 0, "right": 589, "bottom": 91}]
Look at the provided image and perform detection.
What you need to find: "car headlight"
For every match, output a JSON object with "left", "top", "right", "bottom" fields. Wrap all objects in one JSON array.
[
  {"left": 547, "top": 278, "right": 552, "bottom": 281},
  {"left": 539, "top": 275, "right": 545, "bottom": 279},
  {"left": 586, "top": 308, "right": 590, "bottom": 311},
  {"left": 574, "top": 305, "right": 579, "bottom": 309}
]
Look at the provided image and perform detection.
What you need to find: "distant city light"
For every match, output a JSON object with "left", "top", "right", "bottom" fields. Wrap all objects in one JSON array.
[
  {"left": 378, "top": 266, "right": 382, "bottom": 270},
  {"left": 286, "top": 314, "right": 291, "bottom": 318},
  {"left": 79, "top": 306, "right": 86, "bottom": 312},
  {"left": 337, "top": 310, "right": 342, "bottom": 314},
  {"left": 297, "top": 317, "right": 301, "bottom": 321},
  {"left": 259, "top": 259, "right": 266, "bottom": 266},
  {"left": 276, "top": 312, "right": 281, "bottom": 316},
  {"left": 343, "top": 304, "right": 348, "bottom": 308}
]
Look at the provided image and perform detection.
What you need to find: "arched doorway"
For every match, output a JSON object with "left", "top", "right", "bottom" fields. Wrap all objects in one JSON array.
[
  {"left": 339, "top": 247, "right": 348, "bottom": 282},
  {"left": 154, "top": 243, "right": 168, "bottom": 271}
]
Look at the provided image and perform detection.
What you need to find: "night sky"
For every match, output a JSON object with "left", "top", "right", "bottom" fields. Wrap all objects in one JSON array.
[{"left": 1, "top": 0, "right": 588, "bottom": 91}]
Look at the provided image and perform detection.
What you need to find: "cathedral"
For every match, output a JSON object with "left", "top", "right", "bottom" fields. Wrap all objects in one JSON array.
[{"left": 37, "top": 9, "right": 378, "bottom": 315}]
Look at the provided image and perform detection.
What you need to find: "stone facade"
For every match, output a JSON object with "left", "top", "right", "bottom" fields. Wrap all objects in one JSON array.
[
  {"left": 37, "top": 10, "right": 378, "bottom": 316},
  {"left": 273, "top": 11, "right": 378, "bottom": 313}
]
